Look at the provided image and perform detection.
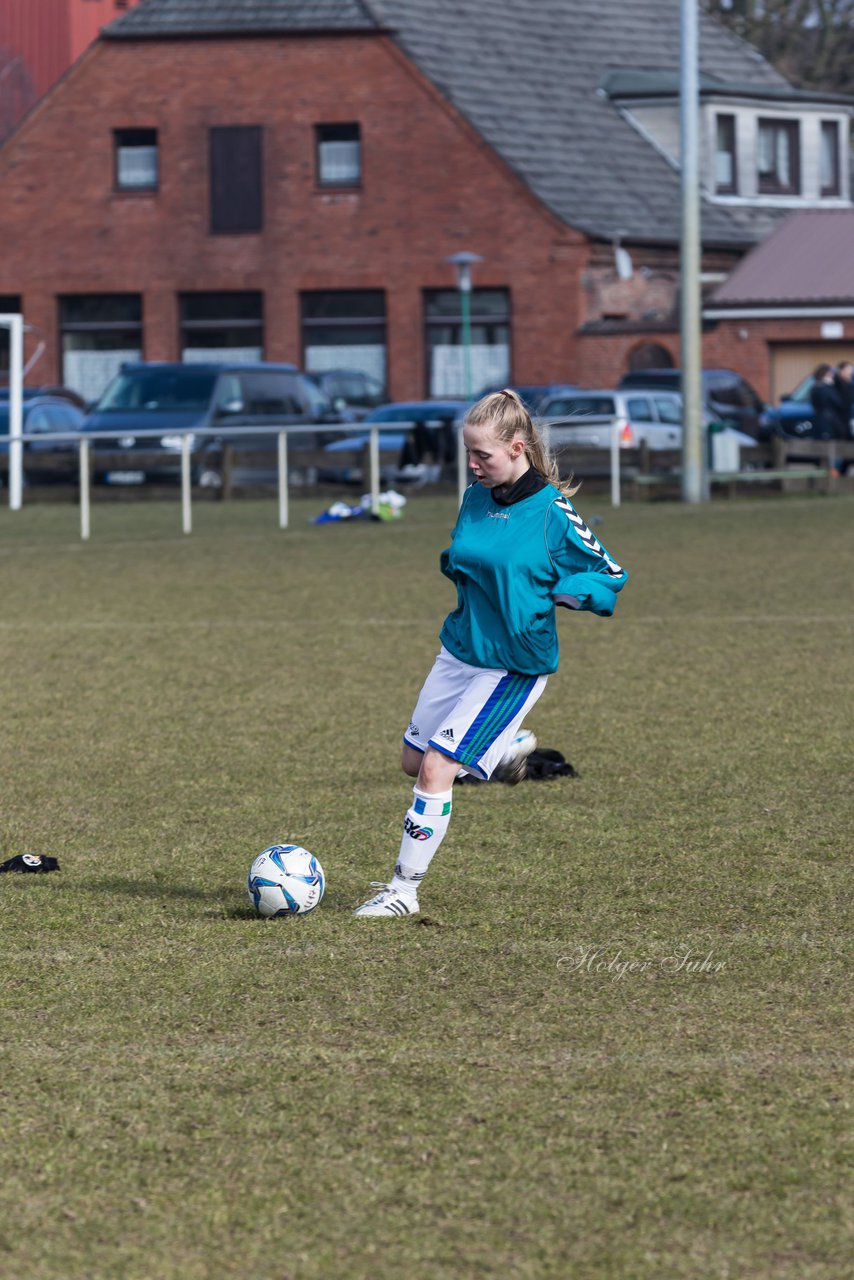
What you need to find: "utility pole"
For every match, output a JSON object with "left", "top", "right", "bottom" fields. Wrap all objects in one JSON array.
[{"left": 680, "top": 0, "right": 706, "bottom": 502}]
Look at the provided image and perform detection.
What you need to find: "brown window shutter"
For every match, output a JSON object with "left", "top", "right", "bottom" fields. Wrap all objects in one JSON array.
[{"left": 210, "top": 126, "right": 263, "bottom": 234}]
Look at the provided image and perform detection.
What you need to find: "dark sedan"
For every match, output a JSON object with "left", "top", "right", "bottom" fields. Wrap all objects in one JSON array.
[{"left": 0, "top": 396, "right": 88, "bottom": 484}]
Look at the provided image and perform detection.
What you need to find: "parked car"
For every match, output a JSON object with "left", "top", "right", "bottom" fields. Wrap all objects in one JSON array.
[
  {"left": 475, "top": 382, "right": 576, "bottom": 413},
  {"left": 617, "top": 368, "right": 768, "bottom": 440},
  {"left": 321, "top": 399, "right": 469, "bottom": 484},
  {"left": 306, "top": 368, "right": 386, "bottom": 420},
  {"left": 759, "top": 373, "right": 820, "bottom": 439},
  {"left": 0, "top": 395, "right": 87, "bottom": 484},
  {"left": 83, "top": 362, "right": 346, "bottom": 486},
  {"left": 539, "top": 388, "right": 686, "bottom": 451},
  {"left": 0, "top": 384, "right": 87, "bottom": 408},
  {"left": 539, "top": 388, "right": 755, "bottom": 474}
]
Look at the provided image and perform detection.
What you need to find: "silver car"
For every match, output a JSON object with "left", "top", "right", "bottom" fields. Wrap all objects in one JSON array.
[{"left": 538, "top": 389, "right": 685, "bottom": 451}]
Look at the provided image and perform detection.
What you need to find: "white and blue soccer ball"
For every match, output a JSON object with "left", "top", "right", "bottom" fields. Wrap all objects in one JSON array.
[{"left": 247, "top": 844, "right": 325, "bottom": 918}]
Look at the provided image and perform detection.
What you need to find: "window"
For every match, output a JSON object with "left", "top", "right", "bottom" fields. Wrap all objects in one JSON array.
[
  {"left": 114, "top": 128, "right": 158, "bottom": 191},
  {"left": 213, "top": 371, "right": 306, "bottom": 418},
  {"left": 301, "top": 291, "right": 386, "bottom": 388},
  {"left": 315, "top": 370, "right": 385, "bottom": 411},
  {"left": 757, "top": 119, "right": 800, "bottom": 195},
  {"left": 209, "top": 126, "right": 263, "bottom": 234},
  {"left": 59, "top": 295, "right": 143, "bottom": 402},
  {"left": 179, "top": 292, "right": 263, "bottom": 362},
  {"left": 97, "top": 366, "right": 218, "bottom": 413},
  {"left": 715, "top": 114, "right": 737, "bottom": 194},
  {"left": 654, "top": 397, "right": 682, "bottom": 426},
  {"left": 424, "top": 289, "right": 510, "bottom": 397},
  {"left": 544, "top": 396, "right": 615, "bottom": 418},
  {"left": 42, "top": 403, "right": 86, "bottom": 433},
  {"left": 626, "top": 397, "right": 654, "bottom": 422},
  {"left": 315, "top": 123, "right": 361, "bottom": 187},
  {"left": 820, "top": 121, "right": 840, "bottom": 197},
  {"left": 25, "top": 404, "right": 84, "bottom": 436}
]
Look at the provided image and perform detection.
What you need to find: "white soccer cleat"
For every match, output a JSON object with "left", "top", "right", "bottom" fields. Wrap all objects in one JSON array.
[
  {"left": 492, "top": 728, "right": 538, "bottom": 785},
  {"left": 353, "top": 883, "right": 420, "bottom": 918}
]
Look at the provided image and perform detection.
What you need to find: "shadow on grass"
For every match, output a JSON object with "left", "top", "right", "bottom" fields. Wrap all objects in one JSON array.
[
  {"left": 74, "top": 876, "right": 238, "bottom": 905},
  {"left": 73, "top": 876, "right": 357, "bottom": 919},
  {"left": 226, "top": 891, "right": 356, "bottom": 920}
]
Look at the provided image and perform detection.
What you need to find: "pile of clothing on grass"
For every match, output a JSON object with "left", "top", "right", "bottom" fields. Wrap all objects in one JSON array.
[{"left": 312, "top": 490, "right": 407, "bottom": 524}]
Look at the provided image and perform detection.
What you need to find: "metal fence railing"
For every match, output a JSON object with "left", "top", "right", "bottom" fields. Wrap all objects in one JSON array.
[{"left": 2, "top": 422, "right": 470, "bottom": 541}]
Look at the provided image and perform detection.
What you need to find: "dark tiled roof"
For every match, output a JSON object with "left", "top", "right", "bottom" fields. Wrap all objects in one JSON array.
[
  {"left": 368, "top": 0, "right": 792, "bottom": 247},
  {"left": 106, "top": 0, "right": 825, "bottom": 247},
  {"left": 105, "top": 0, "right": 379, "bottom": 36},
  {"left": 709, "top": 210, "right": 854, "bottom": 307}
]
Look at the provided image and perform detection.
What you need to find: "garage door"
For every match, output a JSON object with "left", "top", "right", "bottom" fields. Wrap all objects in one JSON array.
[{"left": 771, "top": 342, "right": 854, "bottom": 400}]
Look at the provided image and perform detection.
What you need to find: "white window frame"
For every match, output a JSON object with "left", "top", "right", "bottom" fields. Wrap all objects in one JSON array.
[{"left": 703, "top": 102, "right": 852, "bottom": 207}]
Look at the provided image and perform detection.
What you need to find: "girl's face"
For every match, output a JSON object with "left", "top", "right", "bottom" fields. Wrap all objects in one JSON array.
[{"left": 464, "top": 420, "right": 527, "bottom": 488}]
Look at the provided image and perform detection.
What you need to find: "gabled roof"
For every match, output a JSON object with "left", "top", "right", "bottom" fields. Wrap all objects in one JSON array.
[
  {"left": 104, "top": 0, "right": 841, "bottom": 248},
  {"left": 708, "top": 210, "right": 854, "bottom": 308}
]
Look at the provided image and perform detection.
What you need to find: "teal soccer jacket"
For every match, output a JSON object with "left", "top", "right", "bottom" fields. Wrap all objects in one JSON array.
[{"left": 439, "top": 481, "right": 628, "bottom": 676}]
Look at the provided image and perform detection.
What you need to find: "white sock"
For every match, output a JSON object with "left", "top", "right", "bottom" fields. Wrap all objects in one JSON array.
[{"left": 390, "top": 785, "right": 453, "bottom": 899}]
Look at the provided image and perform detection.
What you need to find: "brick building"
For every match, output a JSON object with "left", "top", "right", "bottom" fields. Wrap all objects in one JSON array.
[
  {"left": 704, "top": 209, "right": 854, "bottom": 401},
  {"left": 0, "top": 0, "right": 142, "bottom": 144},
  {"left": 0, "top": 0, "right": 851, "bottom": 402}
]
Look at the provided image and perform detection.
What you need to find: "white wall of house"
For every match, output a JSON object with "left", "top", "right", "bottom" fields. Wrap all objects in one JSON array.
[{"left": 620, "top": 98, "right": 851, "bottom": 206}]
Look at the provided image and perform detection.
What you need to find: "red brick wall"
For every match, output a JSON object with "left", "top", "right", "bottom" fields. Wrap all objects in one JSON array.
[
  {"left": 575, "top": 332, "right": 681, "bottom": 388},
  {"left": 0, "top": 34, "right": 587, "bottom": 397}
]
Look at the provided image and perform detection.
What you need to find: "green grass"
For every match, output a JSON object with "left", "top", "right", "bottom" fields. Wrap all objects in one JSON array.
[{"left": 0, "top": 492, "right": 851, "bottom": 1280}]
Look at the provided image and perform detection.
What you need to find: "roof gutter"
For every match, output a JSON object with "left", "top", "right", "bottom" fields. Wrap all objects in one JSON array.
[
  {"left": 101, "top": 27, "right": 388, "bottom": 41},
  {"left": 704, "top": 305, "right": 854, "bottom": 319}
]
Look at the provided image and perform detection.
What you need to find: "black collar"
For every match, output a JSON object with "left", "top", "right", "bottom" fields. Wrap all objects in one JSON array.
[{"left": 491, "top": 466, "right": 548, "bottom": 507}]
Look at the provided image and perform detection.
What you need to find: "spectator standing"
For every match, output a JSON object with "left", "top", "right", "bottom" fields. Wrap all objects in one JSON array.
[
  {"left": 833, "top": 362, "right": 854, "bottom": 437},
  {"left": 809, "top": 365, "right": 845, "bottom": 440}
]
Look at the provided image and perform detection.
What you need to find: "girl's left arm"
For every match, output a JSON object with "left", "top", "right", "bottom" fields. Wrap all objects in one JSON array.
[{"left": 545, "top": 498, "right": 629, "bottom": 617}]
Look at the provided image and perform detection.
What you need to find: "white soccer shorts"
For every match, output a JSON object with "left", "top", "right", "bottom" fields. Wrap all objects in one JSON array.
[{"left": 403, "top": 645, "right": 547, "bottom": 780}]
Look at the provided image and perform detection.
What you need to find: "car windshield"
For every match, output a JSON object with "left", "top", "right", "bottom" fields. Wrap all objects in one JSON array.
[
  {"left": 787, "top": 374, "right": 815, "bottom": 403},
  {"left": 96, "top": 369, "right": 218, "bottom": 413},
  {"left": 544, "top": 396, "right": 615, "bottom": 418}
]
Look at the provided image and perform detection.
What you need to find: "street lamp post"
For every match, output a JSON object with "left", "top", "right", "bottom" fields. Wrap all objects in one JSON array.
[
  {"left": 680, "top": 0, "right": 706, "bottom": 503},
  {"left": 445, "top": 251, "right": 483, "bottom": 400},
  {"left": 445, "top": 252, "right": 483, "bottom": 506}
]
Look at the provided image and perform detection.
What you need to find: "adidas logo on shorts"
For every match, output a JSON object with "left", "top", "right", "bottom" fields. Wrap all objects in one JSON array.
[{"left": 439, "top": 727, "right": 455, "bottom": 741}]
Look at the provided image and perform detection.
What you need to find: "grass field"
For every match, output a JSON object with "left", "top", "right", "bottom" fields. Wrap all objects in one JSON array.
[{"left": 0, "top": 491, "right": 851, "bottom": 1280}]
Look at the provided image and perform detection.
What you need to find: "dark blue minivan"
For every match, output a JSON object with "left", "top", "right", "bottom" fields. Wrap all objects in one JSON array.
[{"left": 83, "top": 362, "right": 346, "bottom": 486}]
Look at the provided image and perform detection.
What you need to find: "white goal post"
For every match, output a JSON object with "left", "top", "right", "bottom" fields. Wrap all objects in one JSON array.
[{"left": 1, "top": 313, "right": 24, "bottom": 511}]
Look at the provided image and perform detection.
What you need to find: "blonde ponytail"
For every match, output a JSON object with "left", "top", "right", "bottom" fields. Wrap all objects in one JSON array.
[{"left": 464, "top": 389, "right": 579, "bottom": 497}]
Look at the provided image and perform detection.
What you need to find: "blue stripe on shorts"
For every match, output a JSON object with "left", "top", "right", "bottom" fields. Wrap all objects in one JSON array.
[{"left": 456, "top": 672, "right": 538, "bottom": 766}]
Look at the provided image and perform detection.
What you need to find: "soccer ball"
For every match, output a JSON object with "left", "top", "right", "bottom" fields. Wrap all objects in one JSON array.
[{"left": 247, "top": 844, "right": 325, "bottom": 918}]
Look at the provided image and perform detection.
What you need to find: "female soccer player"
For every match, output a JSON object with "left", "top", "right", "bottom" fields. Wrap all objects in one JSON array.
[{"left": 354, "top": 389, "right": 628, "bottom": 918}]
